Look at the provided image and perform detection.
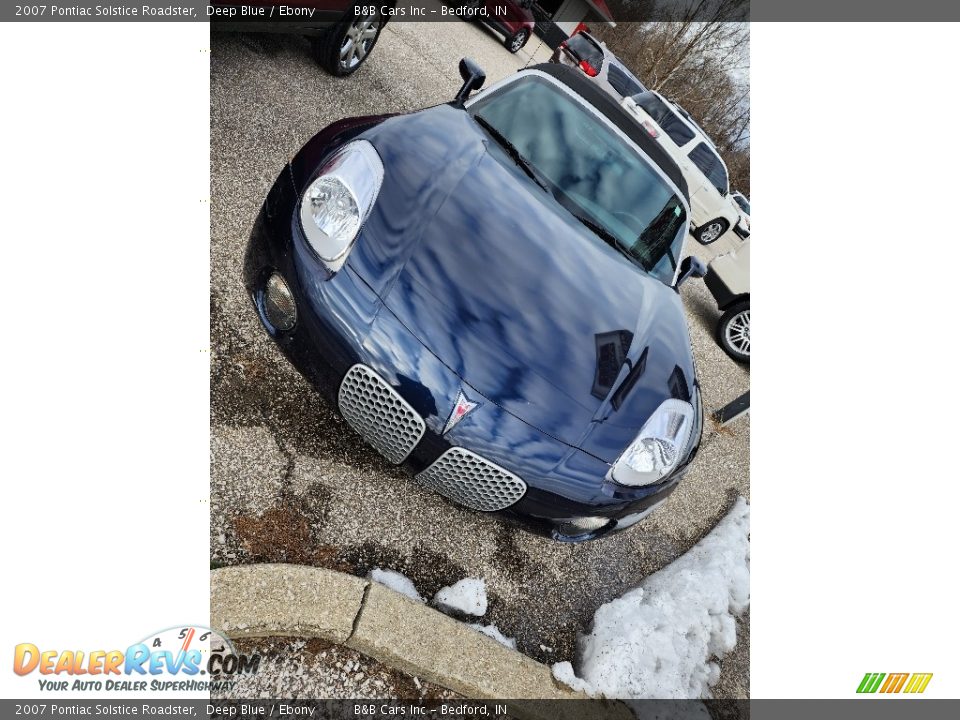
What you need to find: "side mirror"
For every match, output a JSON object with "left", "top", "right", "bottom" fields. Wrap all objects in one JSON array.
[
  {"left": 676, "top": 256, "right": 707, "bottom": 288},
  {"left": 455, "top": 58, "right": 486, "bottom": 106}
]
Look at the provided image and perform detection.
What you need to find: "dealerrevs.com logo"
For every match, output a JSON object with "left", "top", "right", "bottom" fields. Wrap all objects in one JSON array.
[
  {"left": 857, "top": 672, "right": 933, "bottom": 694},
  {"left": 13, "top": 626, "right": 259, "bottom": 693}
]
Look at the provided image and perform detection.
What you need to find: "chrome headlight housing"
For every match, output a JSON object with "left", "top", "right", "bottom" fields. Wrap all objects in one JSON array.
[
  {"left": 299, "top": 140, "right": 384, "bottom": 271},
  {"left": 611, "top": 398, "right": 695, "bottom": 487}
]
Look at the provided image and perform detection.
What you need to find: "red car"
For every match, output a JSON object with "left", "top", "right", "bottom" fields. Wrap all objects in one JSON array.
[
  {"left": 211, "top": 1, "right": 394, "bottom": 76},
  {"left": 460, "top": 0, "right": 536, "bottom": 54}
]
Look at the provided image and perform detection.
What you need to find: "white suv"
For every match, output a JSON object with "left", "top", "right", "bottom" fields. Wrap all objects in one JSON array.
[
  {"left": 621, "top": 91, "right": 738, "bottom": 245},
  {"left": 704, "top": 239, "right": 750, "bottom": 362}
]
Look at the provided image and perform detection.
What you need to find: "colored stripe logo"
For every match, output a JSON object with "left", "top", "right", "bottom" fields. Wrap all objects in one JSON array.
[{"left": 857, "top": 672, "right": 932, "bottom": 694}]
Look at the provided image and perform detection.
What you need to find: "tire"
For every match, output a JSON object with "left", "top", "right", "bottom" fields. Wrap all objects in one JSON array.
[
  {"left": 314, "top": 8, "right": 385, "bottom": 76},
  {"left": 717, "top": 301, "right": 750, "bottom": 363},
  {"left": 505, "top": 29, "right": 530, "bottom": 54},
  {"left": 694, "top": 218, "right": 729, "bottom": 245}
]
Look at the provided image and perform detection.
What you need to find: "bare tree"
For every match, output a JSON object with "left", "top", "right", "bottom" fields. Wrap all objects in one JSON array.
[{"left": 592, "top": 6, "right": 750, "bottom": 193}]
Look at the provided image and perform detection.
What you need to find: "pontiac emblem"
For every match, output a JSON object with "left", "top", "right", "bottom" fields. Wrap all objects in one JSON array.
[{"left": 443, "top": 390, "right": 480, "bottom": 435}]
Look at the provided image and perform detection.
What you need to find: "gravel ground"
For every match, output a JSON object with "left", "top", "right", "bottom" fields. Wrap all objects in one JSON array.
[
  {"left": 211, "top": 20, "right": 749, "bottom": 697},
  {"left": 215, "top": 637, "right": 461, "bottom": 700},
  {"left": 711, "top": 612, "right": 750, "bottom": 700}
]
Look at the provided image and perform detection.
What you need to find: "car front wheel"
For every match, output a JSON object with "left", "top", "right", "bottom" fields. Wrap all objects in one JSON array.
[
  {"left": 315, "top": 9, "right": 385, "bottom": 76},
  {"left": 718, "top": 301, "right": 750, "bottom": 363},
  {"left": 505, "top": 29, "right": 530, "bottom": 54},
  {"left": 694, "top": 218, "right": 729, "bottom": 244}
]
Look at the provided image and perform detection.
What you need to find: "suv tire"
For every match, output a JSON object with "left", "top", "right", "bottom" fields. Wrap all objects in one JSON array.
[
  {"left": 694, "top": 218, "right": 729, "bottom": 245},
  {"left": 717, "top": 300, "right": 750, "bottom": 363},
  {"left": 314, "top": 8, "right": 385, "bottom": 76},
  {"left": 505, "top": 29, "right": 530, "bottom": 54}
]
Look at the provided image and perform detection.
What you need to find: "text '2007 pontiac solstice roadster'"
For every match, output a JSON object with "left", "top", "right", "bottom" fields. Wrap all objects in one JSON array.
[{"left": 244, "top": 60, "right": 707, "bottom": 541}]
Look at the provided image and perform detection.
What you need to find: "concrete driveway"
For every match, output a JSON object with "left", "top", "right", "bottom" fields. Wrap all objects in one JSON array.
[{"left": 211, "top": 20, "right": 750, "bottom": 695}]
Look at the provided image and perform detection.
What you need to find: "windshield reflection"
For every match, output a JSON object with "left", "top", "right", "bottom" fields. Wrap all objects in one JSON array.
[{"left": 469, "top": 76, "right": 687, "bottom": 285}]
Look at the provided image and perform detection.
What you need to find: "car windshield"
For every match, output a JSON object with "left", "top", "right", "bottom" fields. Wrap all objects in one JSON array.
[
  {"left": 469, "top": 76, "right": 688, "bottom": 285},
  {"left": 734, "top": 194, "right": 750, "bottom": 214}
]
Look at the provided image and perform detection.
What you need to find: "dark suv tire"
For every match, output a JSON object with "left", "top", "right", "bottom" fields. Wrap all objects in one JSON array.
[
  {"left": 314, "top": 8, "right": 385, "bottom": 76},
  {"left": 505, "top": 29, "right": 530, "bottom": 54}
]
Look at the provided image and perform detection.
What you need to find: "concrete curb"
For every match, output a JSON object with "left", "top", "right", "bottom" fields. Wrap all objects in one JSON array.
[
  {"left": 211, "top": 564, "right": 367, "bottom": 643},
  {"left": 211, "top": 564, "right": 631, "bottom": 720}
]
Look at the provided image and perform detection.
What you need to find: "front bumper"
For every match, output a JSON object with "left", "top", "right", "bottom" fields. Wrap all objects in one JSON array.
[
  {"left": 243, "top": 164, "right": 684, "bottom": 541},
  {"left": 704, "top": 268, "right": 739, "bottom": 311}
]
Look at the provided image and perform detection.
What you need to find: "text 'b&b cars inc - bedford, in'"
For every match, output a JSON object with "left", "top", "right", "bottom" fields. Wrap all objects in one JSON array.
[{"left": 244, "top": 59, "right": 707, "bottom": 542}]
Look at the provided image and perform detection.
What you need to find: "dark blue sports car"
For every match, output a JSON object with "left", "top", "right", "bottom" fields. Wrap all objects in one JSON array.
[{"left": 244, "top": 60, "right": 706, "bottom": 542}]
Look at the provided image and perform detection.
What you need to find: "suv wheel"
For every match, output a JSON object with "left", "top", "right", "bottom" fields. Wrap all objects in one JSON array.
[
  {"left": 505, "top": 29, "right": 530, "bottom": 54},
  {"left": 718, "top": 301, "right": 750, "bottom": 363},
  {"left": 315, "top": 8, "right": 385, "bottom": 76},
  {"left": 695, "top": 218, "right": 728, "bottom": 245}
]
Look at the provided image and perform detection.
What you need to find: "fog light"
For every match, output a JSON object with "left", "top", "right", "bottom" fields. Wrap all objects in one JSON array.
[
  {"left": 556, "top": 516, "right": 609, "bottom": 537},
  {"left": 264, "top": 272, "right": 296, "bottom": 331}
]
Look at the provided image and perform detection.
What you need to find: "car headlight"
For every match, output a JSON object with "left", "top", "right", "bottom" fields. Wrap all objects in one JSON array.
[
  {"left": 611, "top": 398, "right": 695, "bottom": 487},
  {"left": 299, "top": 140, "right": 383, "bottom": 271}
]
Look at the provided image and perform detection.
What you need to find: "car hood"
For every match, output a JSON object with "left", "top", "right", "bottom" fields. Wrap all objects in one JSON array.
[{"left": 347, "top": 105, "right": 698, "bottom": 462}]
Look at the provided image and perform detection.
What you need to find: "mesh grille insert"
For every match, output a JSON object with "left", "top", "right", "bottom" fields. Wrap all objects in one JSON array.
[
  {"left": 337, "top": 365, "right": 426, "bottom": 465},
  {"left": 415, "top": 447, "right": 527, "bottom": 512}
]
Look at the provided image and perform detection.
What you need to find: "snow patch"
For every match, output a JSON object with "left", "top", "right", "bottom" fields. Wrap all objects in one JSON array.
[
  {"left": 565, "top": 498, "right": 750, "bottom": 699},
  {"left": 367, "top": 568, "right": 425, "bottom": 604},
  {"left": 433, "top": 578, "right": 487, "bottom": 616},
  {"left": 469, "top": 623, "right": 517, "bottom": 650},
  {"left": 551, "top": 661, "right": 594, "bottom": 695}
]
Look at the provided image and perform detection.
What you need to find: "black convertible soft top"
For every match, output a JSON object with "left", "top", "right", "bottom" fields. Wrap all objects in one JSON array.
[{"left": 528, "top": 63, "right": 690, "bottom": 203}]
